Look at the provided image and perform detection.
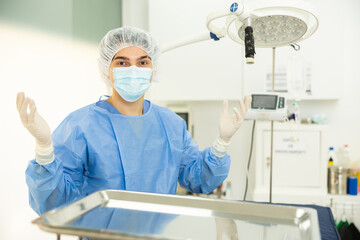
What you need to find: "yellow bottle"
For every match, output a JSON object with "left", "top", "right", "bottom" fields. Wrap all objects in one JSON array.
[{"left": 328, "top": 147, "right": 334, "bottom": 166}]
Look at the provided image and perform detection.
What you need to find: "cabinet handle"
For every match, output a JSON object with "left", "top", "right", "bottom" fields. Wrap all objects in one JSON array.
[{"left": 266, "top": 157, "right": 270, "bottom": 168}]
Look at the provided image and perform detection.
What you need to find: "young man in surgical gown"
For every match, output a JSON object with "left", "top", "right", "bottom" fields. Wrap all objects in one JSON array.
[{"left": 16, "top": 27, "right": 252, "bottom": 215}]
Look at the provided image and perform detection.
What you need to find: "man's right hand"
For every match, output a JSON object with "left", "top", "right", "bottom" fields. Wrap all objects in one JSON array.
[{"left": 16, "top": 92, "right": 52, "bottom": 147}]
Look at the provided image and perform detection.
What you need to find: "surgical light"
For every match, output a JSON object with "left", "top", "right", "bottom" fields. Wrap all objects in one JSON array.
[
  {"left": 237, "top": 16, "right": 308, "bottom": 47},
  {"left": 207, "top": 0, "right": 318, "bottom": 63},
  {"left": 162, "top": 0, "right": 319, "bottom": 64}
]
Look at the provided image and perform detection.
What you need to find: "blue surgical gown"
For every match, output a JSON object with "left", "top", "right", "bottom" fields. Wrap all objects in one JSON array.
[{"left": 25, "top": 99, "right": 231, "bottom": 215}]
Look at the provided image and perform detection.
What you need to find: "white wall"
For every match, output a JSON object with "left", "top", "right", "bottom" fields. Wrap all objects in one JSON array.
[
  {"left": 0, "top": 23, "right": 107, "bottom": 239},
  {"left": 294, "top": 0, "right": 360, "bottom": 160},
  {"left": 122, "top": 0, "right": 149, "bottom": 30},
  {"left": 147, "top": 0, "right": 245, "bottom": 101}
]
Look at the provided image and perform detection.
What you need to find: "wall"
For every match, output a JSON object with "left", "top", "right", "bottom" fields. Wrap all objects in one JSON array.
[
  {"left": 295, "top": 0, "right": 360, "bottom": 161},
  {"left": 0, "top": 0, "right": 123, "bottom": 43},
  {"left": 0, "top": 23, "right": 106, "bottom": 240},
  {"left": 121, "top": 0, "right": 149, "bottom": 30},
  {"left": 147, "top": 0, "right": 245, "bottom": 101},
  {"left": 0, "top": 0, "right": 73, "bottom": 36}
]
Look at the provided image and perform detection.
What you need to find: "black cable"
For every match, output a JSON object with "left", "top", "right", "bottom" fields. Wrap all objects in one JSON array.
[{"left": 243, "top": 120, "right": 256, "bottom": 201}]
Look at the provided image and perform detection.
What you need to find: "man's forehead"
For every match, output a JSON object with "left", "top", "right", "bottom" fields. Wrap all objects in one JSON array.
[{"left": 113, "top": 46, "right": 149, "bottom": 58}]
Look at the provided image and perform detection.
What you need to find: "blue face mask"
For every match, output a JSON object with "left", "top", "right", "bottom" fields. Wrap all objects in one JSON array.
[{"left": 112, "top": 66, "right": 153, "bottom": 102}]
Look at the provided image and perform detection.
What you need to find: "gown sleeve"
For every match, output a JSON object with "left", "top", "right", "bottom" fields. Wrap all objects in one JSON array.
[
  {"left": 178, "top": 122, "right": 231, "bottom": 194},
  {"left": 25, "top": 116, "right": 87, "bottom": 215}
]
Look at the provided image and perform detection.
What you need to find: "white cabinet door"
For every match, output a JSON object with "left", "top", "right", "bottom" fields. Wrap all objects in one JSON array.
[
  {"left": 252, "top": 122, "right": 329, "bottom": 204},
  {"left": 262, "top": 130, "right": 321, "bottom": 189}
]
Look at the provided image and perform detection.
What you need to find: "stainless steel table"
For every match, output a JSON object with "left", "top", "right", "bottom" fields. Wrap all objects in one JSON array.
[{"left": 32, "top": 190, "right": 321, "bottom": 240}]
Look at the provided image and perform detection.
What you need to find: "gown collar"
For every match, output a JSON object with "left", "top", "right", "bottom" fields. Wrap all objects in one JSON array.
[{"left": 95, "top": 98, "right": 151, "bottom": 115}]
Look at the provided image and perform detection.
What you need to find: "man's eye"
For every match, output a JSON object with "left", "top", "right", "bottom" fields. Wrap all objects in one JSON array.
[
  {"left": 117, "top": 62, "right": 127, "bottom": 66},
  {"left": 139, "top": 61, "right": 148, "bottom": 66}
]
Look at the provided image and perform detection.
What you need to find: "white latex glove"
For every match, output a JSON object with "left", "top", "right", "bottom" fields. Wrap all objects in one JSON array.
[
  {"left": 219, "top": 96, "right": 252, "bottom": 142},
  {"left": 16, "top": 92, "right": 54, "bottom": 165},
  {"left": 16, "top": 92, "right": 52, "bottom": 146},
  {"left": 211, "top": 96, "right": 252, "bottom": 158}
]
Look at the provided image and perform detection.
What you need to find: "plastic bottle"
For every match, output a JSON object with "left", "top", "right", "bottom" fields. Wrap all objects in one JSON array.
[
  {"left": 342, "top": 145, "right": 350, "bottom": 167},
  {"left": 292, "top": 103, "right": 301, "bottom": 124},
  {"left": 328, "top": 147, "right": 335, "bottom": 166},
  {"left": 338, "top": 144, "right": 351, "bottom": 168},
  {"left": 287, "top": 53, "right": 306, "bottom": 101},
  {"left": 357, "top": 171, "right": 360, "bottom": 194}
]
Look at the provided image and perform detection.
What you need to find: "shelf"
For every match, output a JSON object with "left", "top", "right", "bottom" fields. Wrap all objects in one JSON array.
[
  {"left": 276, "top": 92, "right": 340, "bottom": 101},
  {"left": 328, "top": 194, "right": 360, "bottom": 203},
  {"left": 286, "top": 96, "right": 340, "bottom": 101}
]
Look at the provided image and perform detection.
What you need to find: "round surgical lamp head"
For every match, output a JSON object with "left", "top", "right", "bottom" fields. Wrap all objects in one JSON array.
[
  {"left": 238, "top": 15, "right": 308, "bottom": 47},
  {"left": 232, "top": 0, "right": 318, "bottom": 47},
  {"left": 207, "top": 0, "right": 319, "bottom": 63}
]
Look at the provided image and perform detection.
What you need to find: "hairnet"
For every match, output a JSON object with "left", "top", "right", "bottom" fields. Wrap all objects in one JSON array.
[{"left": 98, "top": 26, "right": 160, "bottom": 87}]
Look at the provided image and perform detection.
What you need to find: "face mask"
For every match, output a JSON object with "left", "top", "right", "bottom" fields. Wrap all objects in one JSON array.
[{"left": 112, "top": 66, "right": 153, "bottom": 102}]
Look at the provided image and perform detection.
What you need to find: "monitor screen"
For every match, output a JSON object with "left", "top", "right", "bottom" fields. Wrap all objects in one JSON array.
[{"left": 251, "top": 95, "right": 278, "bottom": 110}]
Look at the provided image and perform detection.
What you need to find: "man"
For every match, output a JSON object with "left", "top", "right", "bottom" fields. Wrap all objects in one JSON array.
[{"left": 16, "top": 26, "right": 251, "bottom": 215}]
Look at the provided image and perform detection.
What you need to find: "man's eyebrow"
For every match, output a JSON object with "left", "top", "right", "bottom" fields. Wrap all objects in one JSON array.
[
  {"left": 113, "top": 56, "right": 130, "bottom": 61},
  {"left": 138, "top": 55, "right": 151, "bottom": 60},
  {"left": 112, "top": 56, "right": 151, "bottom": 61}
]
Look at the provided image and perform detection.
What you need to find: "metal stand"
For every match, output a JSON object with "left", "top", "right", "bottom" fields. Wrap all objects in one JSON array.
[{"left": 269, "top": 47, "right": 276, "bottom": 203}]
